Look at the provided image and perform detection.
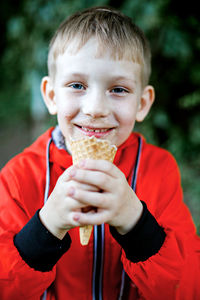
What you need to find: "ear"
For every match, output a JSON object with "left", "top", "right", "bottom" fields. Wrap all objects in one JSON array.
[
  {"left": 40, "top": 76, "right": 57, "bottom": 115},
  {"left": 136, "top": 85, "right": 155, "bottom": 122}
]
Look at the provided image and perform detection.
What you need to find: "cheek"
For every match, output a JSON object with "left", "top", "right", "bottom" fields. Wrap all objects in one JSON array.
[
  {"left": 116, "top": 104, "right": 137, "bottom": 128},
  {"left": 57, "top": 99, "right": 79, "bottom": 121}
]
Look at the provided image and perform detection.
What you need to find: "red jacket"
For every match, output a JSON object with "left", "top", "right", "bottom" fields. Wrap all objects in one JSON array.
[{"left": 0, "top": 128, "right": 199, "bottom": 300}]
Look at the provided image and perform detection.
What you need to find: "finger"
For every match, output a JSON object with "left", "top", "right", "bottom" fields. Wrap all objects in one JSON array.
[
  {"left": 63, "top": 193, "right": 94, "bottom": 213},
  {"left": 78, "top": 159, "right": 119, "bottom": 177},
  {"left": 70, "top": 188, "right": 108, "bottom": 208},
  {"left": 61, "top": 165, "right": 97, "bottom": 184},
  {"left": 73, "top": 210, "right": 110, "bottom": 226},
  {"left": 61, "top": 165, "right": 108, "bottom": 189},
  {"left": 60, "top": 165, "right": 76, "bottom": 181},
  {"left": 67, "top": 182, "right": 99, "bottom": 193},
  {"left": 69, "top": 168, "right": 113, "bottom": 191}
]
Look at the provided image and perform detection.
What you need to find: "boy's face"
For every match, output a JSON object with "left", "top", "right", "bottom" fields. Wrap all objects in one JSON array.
[{"left": 41, "top": 38, "right": 154, "bottom": 148}]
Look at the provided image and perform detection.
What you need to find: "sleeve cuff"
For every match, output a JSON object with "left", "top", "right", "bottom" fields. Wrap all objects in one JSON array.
[
  {"left": 14, "top": 210, "right": 71, "bottom": 272},
  {"left": 110, "top": 201, "right": 166, "bottom": 262}
]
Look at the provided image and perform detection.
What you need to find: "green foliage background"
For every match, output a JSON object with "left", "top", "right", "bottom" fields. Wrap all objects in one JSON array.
[{"left": 0, "top": 0, "right": 199, "bottom": 232}]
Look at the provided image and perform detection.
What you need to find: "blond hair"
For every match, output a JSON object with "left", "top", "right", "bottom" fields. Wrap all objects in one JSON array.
[{"left": 48, "top": 6, "right": 151, "bottom": 87}]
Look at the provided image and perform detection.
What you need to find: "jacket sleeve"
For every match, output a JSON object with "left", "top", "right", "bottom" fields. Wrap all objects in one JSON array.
[
  {"left": 110, "top": 201, "right": 166, "bottom": 262},
  {"left": 120, "top": 153, "right": 200, "bottom": 300},
  {"left": 0, "top": 168, "right": 56, "bottom": 299}
]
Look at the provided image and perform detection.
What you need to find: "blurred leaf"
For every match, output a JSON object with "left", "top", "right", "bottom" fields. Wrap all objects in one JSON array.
[
  {"left": 152, "top": 109, "right": 170, "bottom": 129},
  {"left": 159, "top": 27, "right": 191, "bottom": 59},
  {"left": 179, "top": 91, "right": 200, "bottom": 109},
  {"left": 188, "top": 115, "right": 200, "bottom": 145}
]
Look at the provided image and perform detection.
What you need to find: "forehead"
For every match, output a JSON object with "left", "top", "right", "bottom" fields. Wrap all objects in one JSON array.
[
  {"left": 65, "top": 36, "right": 137, "bottom": 58},
  {"left": 55, "top": 38, "right": 142, "bottom": 82}
]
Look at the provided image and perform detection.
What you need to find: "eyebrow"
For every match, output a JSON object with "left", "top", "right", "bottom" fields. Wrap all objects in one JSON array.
[
  {"left": 63, "top": 72, "right": 88, "bottom": 79},
  {"left": 61, "top": 72, "right": 88, "bottom": 84},
  {"left": 111, "top": 76, "right": 137, "bottom": 84},
  {"left": 61, "top": 73, "right": 137, "bottom": 85}
]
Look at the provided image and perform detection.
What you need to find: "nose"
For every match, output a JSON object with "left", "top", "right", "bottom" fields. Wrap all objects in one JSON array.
[{"left": 81, "top": 90, "right": 110, "bottom": 118}]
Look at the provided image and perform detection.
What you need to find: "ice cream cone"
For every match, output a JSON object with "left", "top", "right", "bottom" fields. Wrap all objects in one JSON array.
[{"left": 69, "top": 136, "right": 117, "bottom": 245}]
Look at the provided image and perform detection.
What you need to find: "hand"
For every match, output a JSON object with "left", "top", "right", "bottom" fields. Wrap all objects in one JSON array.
[
  {"left": 69, "top": 159, "right": 143, "bottom": 235},
  {"left": 39, "top": 165, "right": 99, "bottom": 240}
]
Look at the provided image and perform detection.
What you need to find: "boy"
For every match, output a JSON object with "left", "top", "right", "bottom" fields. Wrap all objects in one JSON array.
[{"left": 0, "top": 6, "right": 199, "bottom": 300}]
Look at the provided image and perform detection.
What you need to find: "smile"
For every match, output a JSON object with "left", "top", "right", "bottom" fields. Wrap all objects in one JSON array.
[
  {"left": 81, "top": 127, "right": 109, "bottom": 133},
  {"left": 75, "top": 125, "right": 114, "bottom": 137}
]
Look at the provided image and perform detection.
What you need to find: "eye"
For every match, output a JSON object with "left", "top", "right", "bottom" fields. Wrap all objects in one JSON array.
[
  {"left": 69, "top": 83, "right": 85, "bottom": 90},
  {"left": 111, "top": 87, "right": 129, "bottom": 94}
]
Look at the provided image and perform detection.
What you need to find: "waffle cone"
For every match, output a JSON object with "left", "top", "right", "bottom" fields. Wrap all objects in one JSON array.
[
  {"left": 79, "top": 225, "right": 93, "bottom": 246},
  {"left": 69, "top": 136, "right": 117, "bottom": 246},
  {"left": 70, "top": 136, "right": 117, "bottom": 165}
]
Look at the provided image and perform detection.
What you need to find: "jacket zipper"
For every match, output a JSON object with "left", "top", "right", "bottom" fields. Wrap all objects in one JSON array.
[{"left": 92, "top": 224, "right": 104, "bottom": 300}]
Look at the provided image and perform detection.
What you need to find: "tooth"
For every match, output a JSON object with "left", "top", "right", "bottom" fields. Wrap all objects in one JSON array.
[{"left": 81, "top": 126, "right": 109, "bottom": 133}]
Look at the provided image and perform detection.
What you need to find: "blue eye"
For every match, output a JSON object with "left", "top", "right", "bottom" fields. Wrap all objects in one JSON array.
[
  {"left": 70, "top": 83, "right": 84, "bottom": 90},
  {"left": 111, "top": 87, "right": 128, "bottom": 94}
]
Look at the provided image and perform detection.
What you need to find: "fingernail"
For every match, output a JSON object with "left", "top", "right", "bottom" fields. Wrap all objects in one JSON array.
[
  {"left": 68, "top": 186, "right": 75, "bottom": 196},
  {"left": 73, "top": 214, "right": 80, "bottom": 221}
]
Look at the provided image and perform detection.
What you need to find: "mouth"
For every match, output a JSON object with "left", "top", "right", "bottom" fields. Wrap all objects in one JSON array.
[{"left": 75, "top": 125, "right": 115, "bottom": 138}]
